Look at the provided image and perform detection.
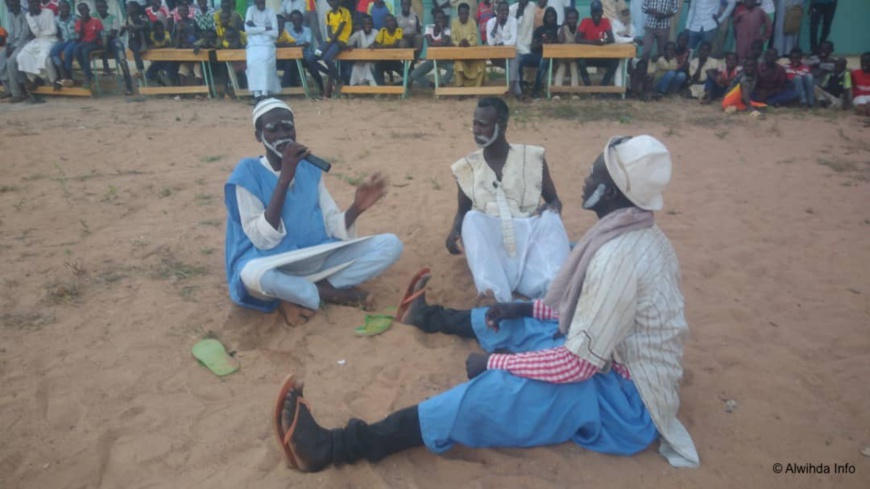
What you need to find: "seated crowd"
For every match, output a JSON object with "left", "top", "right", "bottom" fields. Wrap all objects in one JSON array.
[{"left": 0, "top": 0, "right": 867, "bottom": 116}]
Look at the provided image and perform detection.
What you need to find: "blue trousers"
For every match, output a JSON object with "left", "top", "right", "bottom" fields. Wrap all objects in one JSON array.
[
  {"left": 74, "top": 41, "right": 101, "bottom": 83},
  {"left": 51, "top": 40, "right": 77, "bottom": 75},
  {"left": 790, "top": 74, "right": 815, "bottom": 106},
  {"left": 418, "top": 309, "right": 659, "bottom": 455},
  {"left": 704, "top": 77, "right": 729, "bottom": 99},
  {"left": 655, "top": 70, "right": 687, "bottom": 94}
]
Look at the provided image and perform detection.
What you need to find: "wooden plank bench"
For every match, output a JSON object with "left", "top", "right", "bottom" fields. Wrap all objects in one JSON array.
[
  {"left": 334, "top": 48, "right": 415, "bottom": 98},
  {"left": 133, "top": 48, "right": 214, "bottom": 98},
  {"left": 424, "top": 46, "right": 515, "bottom": 98},
  {"left": 543, "top": 44, "right": 637, "bottom": 99},
  {"left": 214, "top": 47, "right": 308, "bottom": 97}
]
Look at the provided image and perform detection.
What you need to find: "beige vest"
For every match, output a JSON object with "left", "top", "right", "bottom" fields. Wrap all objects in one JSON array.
[{"left": 451, "top": 144, "right": 545, "bottom": 218}]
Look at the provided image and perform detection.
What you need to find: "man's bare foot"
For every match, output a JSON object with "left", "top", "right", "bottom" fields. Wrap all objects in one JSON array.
[
  {"left": 473, "top": 289, "right": 497, "bottom": 308},
  {"left": 280, "top": 383, "right": 334, "bottom": 472},
  {"left": 279, "top": 302, "right": 316, "bottom": 326},
  {"left": 398, "top": 273, "right": 431, "bottom": 325}
]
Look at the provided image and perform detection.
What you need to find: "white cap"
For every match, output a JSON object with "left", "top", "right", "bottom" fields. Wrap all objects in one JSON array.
[
  {"left": 252, "top": 98, "right": 293, "bottom": 129},
  {"left": 603, "top": 135, "right": 672, "bottom": 211}
]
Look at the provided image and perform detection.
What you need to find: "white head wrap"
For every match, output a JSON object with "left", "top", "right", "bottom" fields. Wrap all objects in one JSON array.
[{"left": 252, "top": 98, "right": 293, "bottom": 129}]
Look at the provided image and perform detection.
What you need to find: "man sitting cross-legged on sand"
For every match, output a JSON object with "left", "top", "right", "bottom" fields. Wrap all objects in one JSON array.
[
  {"left": 446, "top": 97, "right": 569, "bottom": 305},
  {"left": 224, "top": 98, "right": 403, "bottom": 323},
  {"left": 274, "top": 134, "right": 700, "bottom": 472}
]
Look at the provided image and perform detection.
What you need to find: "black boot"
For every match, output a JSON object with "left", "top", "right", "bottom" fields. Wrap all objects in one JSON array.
[
  {"left": 287, "top": 393, "right": 423, "bottom": 472},
  {"left": 405, "top": 303, "right": 475, "bottom": 338},
  {"left": 333, "top": 406, "right": 424, "bottom": 465}
]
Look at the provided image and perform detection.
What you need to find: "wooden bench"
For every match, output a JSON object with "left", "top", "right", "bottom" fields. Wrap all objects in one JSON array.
[
  {"left": 334, "top": 48, "right": 415, "bottom": 98},
  {"left": 424, "top": 46, "right": 515, "bottom": 98},
  {"left": 134, "top": 49, "right": 214, "bottom": 98},
  {"left": 214, "top": 47, "right": 308, "bottom": 97},
  {"left": 543, "top": 44, "right": 637, "bottom": 99}
]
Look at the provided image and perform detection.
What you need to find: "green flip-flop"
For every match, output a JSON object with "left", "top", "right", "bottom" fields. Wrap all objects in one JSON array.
[
  {"left": 192, "top": 338, "right": 240, "bottom": 377},
  {"left": 354, "top": 314, "right": 394, "bottom": 337}
]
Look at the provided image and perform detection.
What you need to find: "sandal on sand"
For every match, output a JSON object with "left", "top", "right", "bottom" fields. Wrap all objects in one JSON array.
[
  {"left": 394, "top": 267, "right": 431, "bottom": 321},
  {"left": 273, "top": 374, "right": 308, "bottom": 470},
  {"left": 191, "top": 338, "right": 240, "bottom": 377}
]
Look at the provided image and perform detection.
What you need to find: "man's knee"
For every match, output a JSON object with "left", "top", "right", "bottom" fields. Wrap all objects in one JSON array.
[{"left": 370, "top": 233, "right": 403, "bottom": 262}]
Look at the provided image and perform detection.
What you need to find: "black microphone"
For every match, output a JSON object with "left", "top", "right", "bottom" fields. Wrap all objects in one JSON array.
[{"left": 305, "top": 154, "right": 332, "bottom": 173}]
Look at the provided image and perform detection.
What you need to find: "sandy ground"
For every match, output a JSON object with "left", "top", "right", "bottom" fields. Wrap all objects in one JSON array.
[{"left": 0, "top": 96, "right": 868, "bottom": 489}]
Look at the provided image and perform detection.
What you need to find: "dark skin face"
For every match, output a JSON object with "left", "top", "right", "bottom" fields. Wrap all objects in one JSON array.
[
  {"left": 818, "top": 43, "right": 833, "bottom": 60},
  {"left": 591, "top": 8, "right": 602, "bottom": 24},
  {"left": 676, "top": 33, "right": 688, "bottom": 50},
  {"left": 8, "top": 0, "right": 21, "bottom": 15},
  {"left": 471, "top": 106, "right": 506, "bottom": 149},
  {"left": 96, "top": 1, "right": 108, "bottom": 17},
  {"left": 362, "top": 17, "right": 372, "bottom": 34},
  {"left": 27, "top": 0, "right": 40, "bottom": 14},
  {"left": 385, "top": 15, "right": 397, "bottom": 31},
  {"left": 789, "top": 52, "right": 802, "bottom": 65},
  {"left": 255, "top": 0, "right": 265, "bottom": 11},
  {"left": 664, "top": 43, "right": 675, "bottom": 60},
  {"left": 220, "top": 11, "right": 231, "bottom": 26},
  {"left": 743, "top": 59, "right": 757, "bottom": 76},
  {"left": 862, "top": 55, "right": 870, "bottom": 73},
  {"left": 401, "top": 0, "right": 410, "bottom": 15},
  {"left": 78, "top": 3, "right": 90, "bottom": 21},
  {"left": 725, "top": 53, "right": 737, "bottom": 70},
  {"left": 566, "top": 11, "right": 578, "bottom": 29},
  {"left": 698, "top": 43, "right": 710, "bottom": 60},
  {"left": 198, "top": 0, "right": 208, "bottom": 12},
  {"left": 291, "top": 11, "right": 303, "bottom": 29},
  {"left": 544, "top": 9, "right": 556, "bottom": 27},
  {"left": 221, "top": 0, "right": 233, "bottom": 13},
  {"left": 435, "top": 12, "right": 446, "bottom": 29},
  {"left": 327, "top": 0, "right": 340, "bottom": 11},
  {"left": 151, "top": 0, "right": 161, "bottom": 10},
  {"left": 60, "top": 1, "right": 70, "bottom": 17},
  {"left": 744, "top": 0, "right": 756, "bottom": 9},
  {"left": 582, "top": 154, "right": 633, "bottom": 219},
  {"left": 459, "top": 6, "right": 469, "bottom": 23},
  {"left": 496, "top": 3, "right": 509, "bottom": 23},
  {"left": 255, "top": 109, "right": 298, "bottom": 169},
  {"left": 834, "top": 59, "right": 847, "bottom": 74},
  {"left": 179, "top": 4, "right": 189, "bottom": 18}
]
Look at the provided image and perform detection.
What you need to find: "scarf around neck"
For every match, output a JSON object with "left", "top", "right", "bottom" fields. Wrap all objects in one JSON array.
[{"left": 544, "top": 207, "right": 654, "bottom": 334}]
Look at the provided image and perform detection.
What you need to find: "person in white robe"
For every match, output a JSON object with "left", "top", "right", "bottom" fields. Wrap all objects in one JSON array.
[
  {"left": 245, "top": 0, "right": 281, "bottom": 100},
  {"left": 446, "top": 97, "right": 569, "bottom": 304},
  {"left": 16, "top": 0, "right": 58, "bottom": 84},
  {"left": 603, "top": 0, "right": 635, "bottom": 87},
  {"left": 346, "top": 15, "right": 377, "bottom": 86},
  {"left": 224, "top": 99, "right": 403, "bottom": 318}
]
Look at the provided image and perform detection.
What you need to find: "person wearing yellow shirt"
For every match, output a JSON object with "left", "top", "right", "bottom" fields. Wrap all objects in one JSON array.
[
  {"left": 452, "top": 3, "right": 486, "bottom": 87},
  {"left": 374, "top": 14, "right": 404, "bottom": 85},
  {"left": 320, "top": 0, "right": 352, "bottom": 97}
]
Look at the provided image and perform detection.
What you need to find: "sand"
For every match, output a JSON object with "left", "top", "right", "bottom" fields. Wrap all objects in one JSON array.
[{"left": 0, "top": 96, "right": 868, "bottom": 489}]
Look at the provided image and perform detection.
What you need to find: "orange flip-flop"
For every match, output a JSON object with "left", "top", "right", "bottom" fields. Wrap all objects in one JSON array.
[
  {"left": 273, "top": 374, "right": 309, "bottom": 470},
  {"left": 394, "top": 267, "right": 431, "bottom": 321}
]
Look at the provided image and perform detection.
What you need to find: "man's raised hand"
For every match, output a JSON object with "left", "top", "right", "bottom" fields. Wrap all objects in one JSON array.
[
  {"left": 280, "top": 142, "right": 311, "bottom": 177},
  {"left": 352, "top": 172, "right": 388, "bottom": 213}
]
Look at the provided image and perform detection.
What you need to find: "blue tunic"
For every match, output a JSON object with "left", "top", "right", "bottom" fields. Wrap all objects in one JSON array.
[{"left": 224, "top": 158, "right": 335, "bottom": 312}]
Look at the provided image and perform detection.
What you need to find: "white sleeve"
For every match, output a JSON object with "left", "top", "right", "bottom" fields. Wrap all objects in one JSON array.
[
  {"left": 564, "top": 241, "right": 638, "bottom": 369},
  {"left": 245, "top": 8, "right": 266, "bottom": 34},
  {"left": 485, "top": 18, "right": 496, "bottom": 45},
  {"left": 235, "top": 185, "right": 288, "bottom": 250},
  {"left": 503, "top": 18, "right": 517, "bottom": 46},
  {"left": 319, "top": 180, "right": 357, "bottom": 240},
  {"left": 717, "top": 0, "right": 736, "bottom": 24}
]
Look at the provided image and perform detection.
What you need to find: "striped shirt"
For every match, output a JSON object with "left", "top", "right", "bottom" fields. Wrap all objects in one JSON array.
[
  {"left": 490, "top": 225, "right": 700, "bottom": 467},
  {"left": 641, "top": 0, "right": 680, "bottom": 31}
]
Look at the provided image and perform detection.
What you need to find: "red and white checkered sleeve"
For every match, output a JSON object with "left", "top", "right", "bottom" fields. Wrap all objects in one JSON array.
[
  {"left": 486, "top": 346, "right": 598, "bottom": 384},
  {"left": 532, "top": 299, "right": 559, "bottom": 320}
]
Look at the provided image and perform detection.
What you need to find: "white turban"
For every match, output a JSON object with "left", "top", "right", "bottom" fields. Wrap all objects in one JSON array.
[{"left": 252, "top": 98, "right": 293, "bottom": 129}]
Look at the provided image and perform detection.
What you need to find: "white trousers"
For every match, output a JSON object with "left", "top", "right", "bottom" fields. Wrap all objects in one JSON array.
[
  {"left": 461, "top": 210, "right": 570, "bottom": 302},
  {"left": 241, "top": 234, "right": 403, "bottom": 310}
]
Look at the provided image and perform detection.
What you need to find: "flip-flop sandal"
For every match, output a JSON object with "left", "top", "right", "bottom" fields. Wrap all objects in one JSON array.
[
  {"left": 354, "top": 314, "right": 394, "bottom": 337},
  {"left": 273, "top": 374, "right": 311, "bottom": 470},
  {"left": 394, "top": 267, "right": 431, "bottom": 321},
  {"left": 191, "top": 339, "right": 239, "bottom": 377}
]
